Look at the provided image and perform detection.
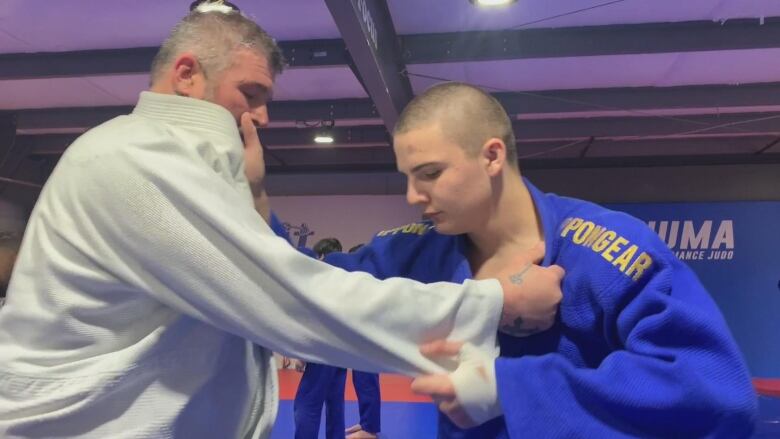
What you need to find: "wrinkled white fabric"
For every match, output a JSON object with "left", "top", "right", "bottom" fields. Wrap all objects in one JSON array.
[{"left": 450, "top": 343, "right": 502, "bottom": 426}]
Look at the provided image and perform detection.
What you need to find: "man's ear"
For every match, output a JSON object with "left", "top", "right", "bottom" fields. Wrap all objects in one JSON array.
[
  {"left": 171, "top": 53, "right": 204, "bottom": 97},
  {"left": 481, "top": 138, "right": 507, "bottom": 177}
]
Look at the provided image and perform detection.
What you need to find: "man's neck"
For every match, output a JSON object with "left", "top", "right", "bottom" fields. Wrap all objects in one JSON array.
[{"left": 466, "top": 170, "right": 543, "bottom": 270}]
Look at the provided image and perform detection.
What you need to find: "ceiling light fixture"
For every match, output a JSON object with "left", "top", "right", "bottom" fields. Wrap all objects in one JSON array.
[
  {"left": 314, "top": 134, "right": 335, "bottom": 144},
  {"left": 313, "top": 120, "right": 336, "bottom": 145},
  {"left": 469, "top": 0, "right": 518, "bottom": 7}
]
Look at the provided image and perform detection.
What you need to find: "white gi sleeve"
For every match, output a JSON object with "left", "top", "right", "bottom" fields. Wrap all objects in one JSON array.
[{"left": 66, "top": 140, "right": 501, "bottom": 375}]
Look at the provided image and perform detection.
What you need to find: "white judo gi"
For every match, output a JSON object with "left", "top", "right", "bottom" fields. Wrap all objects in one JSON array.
[{"left": 0, "top": 92, "right": 502, "bottom": 438}]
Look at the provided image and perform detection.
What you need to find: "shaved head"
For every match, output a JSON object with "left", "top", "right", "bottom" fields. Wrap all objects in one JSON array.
[{"left": 394, "top": 82, "right": 517, "bottom": 164}]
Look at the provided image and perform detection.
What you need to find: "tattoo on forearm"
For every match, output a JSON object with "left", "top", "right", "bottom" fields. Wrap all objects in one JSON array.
[
  {"left": 500, "top": 316, "right": 541, "bottom": 336},
  {"left": 509, "top": 263, "right": 533, "bottom": 285},
  {"left": 502, "top": 262, "right": 543, "bottom": 336}
]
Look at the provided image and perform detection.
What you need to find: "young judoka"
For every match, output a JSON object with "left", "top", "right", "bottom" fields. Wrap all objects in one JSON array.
[{"left": 322, "top": 82, "right": 758, "bottom": 438}]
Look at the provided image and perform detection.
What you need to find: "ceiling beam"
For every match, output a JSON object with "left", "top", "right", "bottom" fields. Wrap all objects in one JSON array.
[
  {"left": 270, "top": 98, "right": 379, "bottom": 122},
  {"left": 494, "top": 82, "right": 780, "bottom": 115},
  {"left": 243, "top": 113, "right": 780, "bottom": 147},
  {"left": 23, "top": 141, "right": 780, "bottom": 176},
  {"left": 264, "top": 160, "right": 780, "bottom": 197},
  {"left": 260, "top": 125, "right": 390, "bottom": 149},
  {"left": 263, "top": 136, "right": 779, "bottom": 167},
  {"left": 263, "top": 146, "right": 396, "bottom": 167},
  {"left": 0, "top": 39, "right": 348, "bottom": 80},
  {"left": 308, "top": 0, "right": 412, "bottom": 130},
  {"left": 21, "top": 111, "right": 780, "bottom": 155},
  {"left": 18, "top": 82, "right": 780, "bottom": 133},
  {"left": 16, "top": 106, "right": 133, "bottom": 131},
  {"left": 401, "top": 18, "right": 780, "bottom": 64},
  {"left": 263, "top": 151, "right": 780, "bottom": 176},
  {"left": 17, "top": 134, "right": 79, "bottom": 155},
  {"left": 512, "top": 112, "right": 780, "bottom": 140},
  {"left": 19, "top": 135, "right": 780, "bottom": 190},
  {"left": 5, "top": 18, "right": 780, "bottom": 81},
  {"left": 21, "top": 126, "right": 391, "bottom": 155},
  {"left": 15, "top": 98, "right": 379, "bottom": 131}
]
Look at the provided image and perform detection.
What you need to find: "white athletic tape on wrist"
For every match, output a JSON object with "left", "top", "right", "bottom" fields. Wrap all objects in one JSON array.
[{"left": 449, "top": 343, "right": 503, "bottom": 425}]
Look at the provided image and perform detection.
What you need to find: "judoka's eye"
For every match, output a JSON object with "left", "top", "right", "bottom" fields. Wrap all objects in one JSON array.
[{"left": 422, "top": 169, "right": 442, "bottom": 180}]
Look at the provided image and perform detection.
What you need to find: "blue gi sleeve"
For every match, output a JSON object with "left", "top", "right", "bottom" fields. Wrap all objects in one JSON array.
[
  {"left": 264, "top": 218, "right": 451, "bottom": 277},
  {"left": 493, "top": 257, "right": 757, "bottom": 438},
  {"left": 268, "top": 213, "right": 290, "bottom": 242},
  {"left": 323, "top": 222, "right": 463, "bottom": 282},
  {"left": 267, "top": 214, "right": 318, "bottom": 259}
]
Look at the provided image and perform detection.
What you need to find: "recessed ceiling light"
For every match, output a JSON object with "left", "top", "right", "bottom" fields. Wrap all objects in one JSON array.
[
  {"left": 313, "top": 120, "right": 336, "bottom": 144},
  {"left": 314, "top": 135, "right": 335, "bottom": 144},
  {"left": 469, "top": 0, "right": 517, "bottom": 7}
]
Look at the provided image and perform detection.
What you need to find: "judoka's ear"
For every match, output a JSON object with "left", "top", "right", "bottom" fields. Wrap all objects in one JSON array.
[
  {"left": 171, "top": 53, "right": 207, "bottom": 98},
  {"left": 481, "top": 138, "right": 507, "bottom": 177}
]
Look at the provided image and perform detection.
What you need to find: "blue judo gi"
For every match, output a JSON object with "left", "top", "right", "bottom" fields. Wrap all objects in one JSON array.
[
  {"left": 293, "top": 363, "right": 347, "bottom": 439},
  {"left": 351, "top": 370, "right": 381, "bottom": 434},
  {"left": 320, "top": 180, "right": 758, "bottom": 439}
]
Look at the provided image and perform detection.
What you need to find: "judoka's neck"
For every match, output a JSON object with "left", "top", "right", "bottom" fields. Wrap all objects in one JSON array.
[{"left": 467, "top": 169, "right": 543, "bottom": 267}]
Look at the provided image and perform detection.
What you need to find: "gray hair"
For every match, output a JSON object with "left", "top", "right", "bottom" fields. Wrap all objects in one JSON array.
[
  {"left": 150, "top": 10, "right": 285, "bottom": 85},
  {"left": 394, "top": 82, "right": 517, "bottom": 164}
]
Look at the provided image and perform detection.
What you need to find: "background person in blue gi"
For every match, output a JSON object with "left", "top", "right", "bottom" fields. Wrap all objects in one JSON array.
[
  {"left": 344, "top": 245, "right": 382, "bottom": 439},
  {"left": 0, "top": 6, "right": 566, "bottom": 437},
  {"left": 293, "top": 237, "right": 349, "bottom": 439},
  {"left": 293, "top": 241, "right": 384, "bottom": 439},
  {"left": 324, "top": 82, "right": 758, "bottom": 438}
]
